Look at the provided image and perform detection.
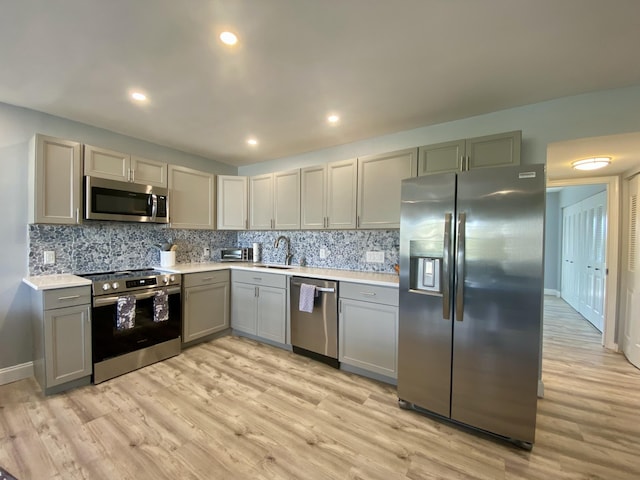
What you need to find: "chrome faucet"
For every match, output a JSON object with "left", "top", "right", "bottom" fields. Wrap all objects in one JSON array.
[{"left": 274, "top": 235, "right": 293, "bottom": 265}]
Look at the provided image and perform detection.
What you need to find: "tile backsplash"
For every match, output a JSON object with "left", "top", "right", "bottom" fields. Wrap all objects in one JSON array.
[
  {"left": 238, "top": 230, "right": 399, "bottom": 273},
  {"left": 28, "top": 223, "right": 236, "bottom": 275},
  {"left": 29, "top": 223, "right": 399, "bottom": 275}
]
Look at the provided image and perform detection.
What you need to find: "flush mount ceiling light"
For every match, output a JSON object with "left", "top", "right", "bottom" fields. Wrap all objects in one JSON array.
[
  {"left": 220, "top": 31, "right": 238, "bottom": 46},
  {"left": 327, "top": 114, "right": 340, "bottom": 124},
  {"left": 571, "top": 157, "right": 611, "bottom": 171},
  {"left": 247, "top": 138, "right": 258, "bottom": 146},
  {"left": 130, "top": 91, "right": 147, "bottom": 102}
]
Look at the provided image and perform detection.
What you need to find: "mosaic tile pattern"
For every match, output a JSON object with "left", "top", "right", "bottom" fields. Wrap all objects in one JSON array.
[
  {"left": 237, "top": 229, "right": 399, "bottom": 273},
  {"left": 29, "top": 223, "right": 398, "bottom": 275},
  {"left": 28, "top": 223, "right": 236, "bottom": 275}
]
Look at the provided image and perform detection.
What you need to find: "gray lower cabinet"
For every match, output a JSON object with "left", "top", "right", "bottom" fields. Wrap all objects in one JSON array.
[
  {"left": 231, "top": 270, "right": 287, "bottom": 344},
  {"left": 31, "top": 286, "right": 92, "bottom": 394},
  {"left": 418, "top": 130, "right": 521, "bottom": 175},
  {"left": 339, "top": 282, "right": 399, "bottom": 380},
  {"left": 182, "top": 270, "right": 230, "bottom": 345}
]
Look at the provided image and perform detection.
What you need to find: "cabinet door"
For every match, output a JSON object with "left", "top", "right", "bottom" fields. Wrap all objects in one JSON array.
[
  {"left": 29, "top": 134, "right": 82, "bottom": 224},
  {"left": 357, "top": 148, "right": 417, "bottom": 229},
  {"left": 466, "top": 131, "right": 521, "bottom": 170},
  {"left": 44, "top": 304, "right": 92, "bottom": 387},
  {"left": 339, "top": 299, "right": 398, "bottom": 378},
  {"left": 300, "top": 165, "right": 326, "bottom": 229},
  {"left": 249, "top": 174, "right": 274, "bottom": 230},
  {"left": 183, "top": 282, "right": 229, "bottom": 343},
  {"left": 231, "top": 282, "right": 257, "bottom": 334},
  {"left": 274, "top": 169, "right": 300, "bottom": 230},
  {"left": 130, "top": 156, "right": 167, "bottom": 187},
  {"left": 417, "top": 139, "right": 465, "bottom": 176},
  {"left": 327, "top": 158, "right": 357, "bottom": 229},
  {"left": 217, "top": 175, "right": 248, "bottom": 230},
  {"left": 168, "top": 165, "right": 215, "bottom": 229},
  {"left": 84, "top": 145, "right": 130, "bottom": 182},
  {"left": 257, "top": 286, "right": 286, "bottom": 344}
]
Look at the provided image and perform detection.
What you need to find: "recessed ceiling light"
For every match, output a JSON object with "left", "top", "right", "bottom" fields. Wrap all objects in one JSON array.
[
  {"left": 220, "top": 31, "right": 238, "bottom": 46},
  {"left": 327, "top": 114, "right": 340, "bottom": 124},
  {"left": 247, "top": 138, "right": 258, "bottom": 146},
  {"left": 571, "top": 157, "right": 611, "bottom": 171},
  {"left": 130, "top": 91, "right": 147, "bottom": 102}
]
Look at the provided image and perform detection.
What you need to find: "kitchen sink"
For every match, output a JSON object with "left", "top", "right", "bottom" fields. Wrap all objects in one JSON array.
[{"left": 254, "top": 264, "right": 295, "bottom": 270}]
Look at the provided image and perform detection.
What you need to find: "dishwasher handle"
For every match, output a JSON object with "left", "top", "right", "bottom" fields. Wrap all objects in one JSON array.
[{"left": 290, "top": 281, "right": 335, "bottom": 293}]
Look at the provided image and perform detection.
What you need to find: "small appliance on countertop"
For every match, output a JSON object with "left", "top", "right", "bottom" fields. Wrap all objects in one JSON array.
[{"left": 220, "top": 247, "right": 253, "bottom": 262}]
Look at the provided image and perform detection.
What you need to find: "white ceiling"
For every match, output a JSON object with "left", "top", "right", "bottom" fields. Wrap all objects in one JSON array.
[
  {"left": 547, "top": 131, "right": 640, "bottom": 181},
  {"left": 2, "top": 0, "right": 640, "bottom": 167}
]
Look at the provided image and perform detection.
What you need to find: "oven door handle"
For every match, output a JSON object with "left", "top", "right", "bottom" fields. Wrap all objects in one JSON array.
[{"left": 93, "top": 286, "right": 181, "bottom": 307}]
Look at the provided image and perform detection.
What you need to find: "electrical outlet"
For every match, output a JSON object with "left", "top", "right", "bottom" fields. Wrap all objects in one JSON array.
[
  {"left": 43, "top": 251, "right": 55, "bottom": 265},
  {"left": 204, "top": 247, "right": 210, "bottom": 257},
  {"left": 320, "top": 248, "right": 328, "bottom": 259},
  {"left": 366, "top": 251, "right": 384, "bottom": 263}
]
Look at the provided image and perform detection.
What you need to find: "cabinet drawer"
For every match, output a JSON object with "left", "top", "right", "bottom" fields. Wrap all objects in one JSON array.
[
  {"left": 184, "top": 270, "right": 229, "bottom": 288},
  {"left": 340, "top": 282, "right": 398, "bottom": 306},
  {"left": 44, "top": 286, "right": 91, "bottom": 310},
  {"left": 232, "top": 270, "right": 287, "bottom": 289}
]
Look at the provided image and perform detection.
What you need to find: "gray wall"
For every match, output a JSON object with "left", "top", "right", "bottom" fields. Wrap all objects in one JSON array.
[{"left": 0, "top": 102, "right": 236, "bottom": 371}]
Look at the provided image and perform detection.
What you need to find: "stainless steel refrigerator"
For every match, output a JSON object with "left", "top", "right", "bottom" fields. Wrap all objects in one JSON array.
[{"left": 398, "top": 164, "right": 545, "bottom": 448}]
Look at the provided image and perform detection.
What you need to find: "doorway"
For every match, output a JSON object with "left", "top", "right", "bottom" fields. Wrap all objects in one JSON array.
[{"left": 546, "top": 176, "right": 620, "bottom": 350}]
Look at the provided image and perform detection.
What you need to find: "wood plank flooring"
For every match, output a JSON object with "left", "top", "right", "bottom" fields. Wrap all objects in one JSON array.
[{"left": 1, "top": 296, "right": 639, "bottom": 479}]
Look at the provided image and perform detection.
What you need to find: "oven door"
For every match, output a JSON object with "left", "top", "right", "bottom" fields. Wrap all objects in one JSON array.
[{"left": 91, "top": 286, "right": 181, "bottom": 363}]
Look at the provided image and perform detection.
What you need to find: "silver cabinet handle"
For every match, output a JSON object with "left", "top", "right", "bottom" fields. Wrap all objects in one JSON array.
[
  {"left": 359, "top": 291, "right": 376, "bottom": 296},
  {"left": 245, "top": 219, "right": 248, "bottom": 230},
  {"left": 131, "top": 168, "right": 135, "bottom": 183},
  {"left": 455, "top": 212, "right": 466, "bottom": 322},
  {"left": 57, "top": 294, "right": 81, "bottom": 301},
  {"left": 76, "top": 208, "right": 80, "bottom": 224},
  {"left": 442, "top": 213, "right": 452, "bottom": 320},
  {"left": 201, "top": 277, "right": 214, "bottom": 281},
  {"left": 252, "top": 277, "right": 262, "bottom": 281}
]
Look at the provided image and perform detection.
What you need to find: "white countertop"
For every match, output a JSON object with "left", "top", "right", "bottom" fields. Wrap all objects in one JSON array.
[
  {"left": 23, "top": 274, "right": 92, "bottom": 291},
  {"left": 24, "top": 263, "right": 399, "bottom": 290}
]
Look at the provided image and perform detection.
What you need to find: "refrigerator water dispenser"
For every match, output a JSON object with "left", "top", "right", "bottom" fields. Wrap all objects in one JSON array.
[{"left": 410, "top": 257, "right": 441, "bottom": 293}]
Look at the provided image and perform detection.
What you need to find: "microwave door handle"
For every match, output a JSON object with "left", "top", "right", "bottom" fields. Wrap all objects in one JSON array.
[{"left": 151, "top": 194, "right": 158, "bottom": 220}]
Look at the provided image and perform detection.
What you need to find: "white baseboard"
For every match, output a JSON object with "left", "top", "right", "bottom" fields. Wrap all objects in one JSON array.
[
  {"left": 0, "top": 361, "right": 33, "bottom": 386},
  {"left": 544, "top": 289, "right": 560, "bottom": 297}
]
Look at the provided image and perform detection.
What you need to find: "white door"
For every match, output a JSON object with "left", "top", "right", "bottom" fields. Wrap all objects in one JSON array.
[
  {"left": 623, "top": 175, "right": 640, "bottom": 368},
  {"left": 582, "top": 192, "right": 607, "bottom": 331}
]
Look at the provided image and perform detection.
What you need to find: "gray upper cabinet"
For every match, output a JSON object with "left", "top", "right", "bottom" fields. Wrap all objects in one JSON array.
[
  {"left": 299, "top": 158, "right": 361, "bottom": 229},
  {"left": 168, "top": 165, "right": 215, "bottom": 229},
  {"left": 84, "top": 145, "right": 167, "bottom": 187},
  {"left": 357, "top": 148, "right": 417, "bottom": 229},
  {"left": 327, "top": 158, "right": 357, "bottom": 229},
  {"left": 217, "top": 175, "right": 248, "bottom": 230},
  {"left": 418, "top": 130, "right": 521, "bottom": 176},
  {"left": 249, "top": 170, "right": 300, "bottom": 230},
  {"left": 417, "top": 139, "right": 465, "bottom": 176},
  {"left": 28, "top": 134, "right": 82, "bottom": 225},
  {"left": 300, "top": 165, "right": 326, "bottom": 229}
]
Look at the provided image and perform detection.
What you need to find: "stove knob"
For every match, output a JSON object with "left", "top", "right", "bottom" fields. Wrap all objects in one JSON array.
[
  {"left": 112, "top": 282, "right": 120, "bottom": 290},
  {"left": 102, "top": 283, "right": 111, "bottom": 291},
  {"left": 170, "top": 275, "right": 176, "bottom": 282},
  {"left": 163, "top": 277, "right": 170, "bottom": 284}
]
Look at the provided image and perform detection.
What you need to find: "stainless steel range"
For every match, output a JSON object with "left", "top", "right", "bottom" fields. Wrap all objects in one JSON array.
[{"left": 80, "top": 269, "right": 182, "bottom": 383}]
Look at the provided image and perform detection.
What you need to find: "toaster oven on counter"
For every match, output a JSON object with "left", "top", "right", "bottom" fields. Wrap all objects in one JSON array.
[{"left": 220, "top": 248, "right": 253, "bottom": 262}]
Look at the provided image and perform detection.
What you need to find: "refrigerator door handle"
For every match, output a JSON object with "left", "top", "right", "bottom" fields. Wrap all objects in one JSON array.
[
  {"left": 442, "top": 213, "right": 452, "bottom": 320},
  {"left": 455, "top": 212, "right": 466, "bottom": 322}
]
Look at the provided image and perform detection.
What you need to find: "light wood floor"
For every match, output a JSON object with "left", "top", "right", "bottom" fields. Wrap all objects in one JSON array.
[{"left": 1, "top": 296, "right": 639, "bottom": 479}]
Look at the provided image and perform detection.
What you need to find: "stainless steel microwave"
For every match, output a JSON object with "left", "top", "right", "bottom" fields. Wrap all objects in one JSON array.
[{"left": 84, "top": 176, "right": 169, "bottom": 223}]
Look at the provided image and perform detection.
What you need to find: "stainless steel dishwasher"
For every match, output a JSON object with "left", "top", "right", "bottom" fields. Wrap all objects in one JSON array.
[{"left": 290, "top": 277, "right": 339, "bottom": 368}]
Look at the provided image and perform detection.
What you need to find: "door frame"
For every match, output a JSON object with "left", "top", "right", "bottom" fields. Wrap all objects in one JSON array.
[{"left": 548, "top": 175, "right": 620, "bottom": 350}]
